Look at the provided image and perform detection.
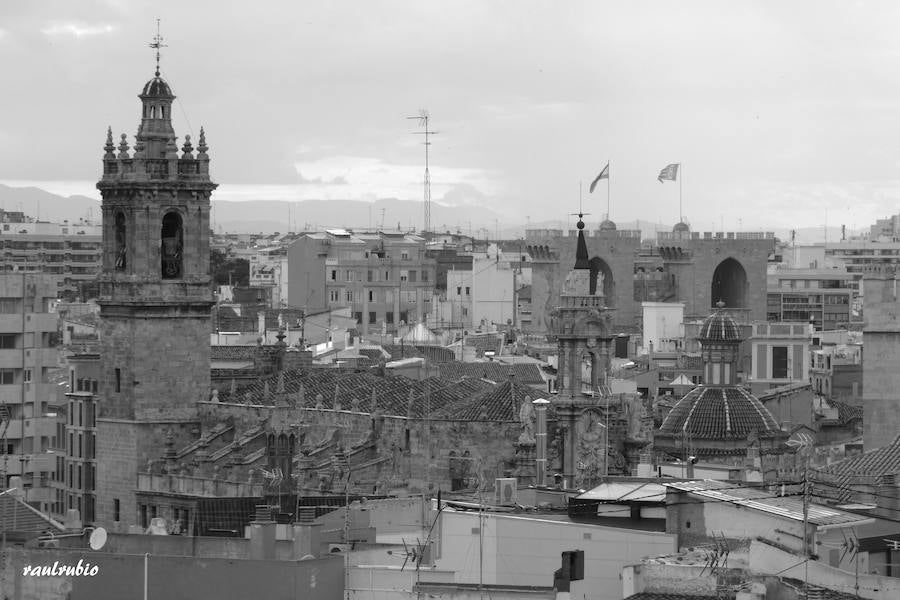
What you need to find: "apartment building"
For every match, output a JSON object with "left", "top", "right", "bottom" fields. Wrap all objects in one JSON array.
[
  {"left": 766, "top": 268, "right": 855, "bottom": 331},
  {"left": 0, "top": 274, "right": 65, "bottom": 516},
  {"left": 287, "top": 230, "right": 436, "bottom": 335},
  {"left": 0, "top": 220, "right": 102, "bottom": 299},
  {"left": 248, "top": 246, "right": 288, "bottom": 308}
]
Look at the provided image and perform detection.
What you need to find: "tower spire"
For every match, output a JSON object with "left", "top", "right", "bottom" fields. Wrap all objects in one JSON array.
[
  {"left": 571, "top": 212, "right": 591, "bottom": 269},
  {"left": 149, "top": 19, "right": 167, "bottom": 77}
]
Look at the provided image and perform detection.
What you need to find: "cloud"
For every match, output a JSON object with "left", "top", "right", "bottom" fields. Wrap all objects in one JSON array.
[{"left": 41, "top": 22, "right": 115, "bottom": 38}]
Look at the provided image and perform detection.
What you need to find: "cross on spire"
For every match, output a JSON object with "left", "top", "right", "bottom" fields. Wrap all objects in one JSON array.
[{"left": 149, "top": 19, "right": 167, "bottom": 77}]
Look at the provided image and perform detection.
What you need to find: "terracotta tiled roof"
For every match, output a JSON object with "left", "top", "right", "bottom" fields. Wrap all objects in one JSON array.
[
  {"left": 435, "top": 377, "right": 537, "bottom": 421},
  {"left": 698, "top": 309, "right": 742, "bottom": 342},
  {"left": 820, "top": 434, "right": 900, "bottom": 477},
  {"left": 829, "top": 400, "right": 863, "bottom": 425},
  {"left": 211, "top": 346, "right": 257, "bottom": 360},
  {"left": 657, "top": 386, "right": 780, "bottom": 439},
  {"left": 437, "top": 362, "right": 545, "bottom": 386},
  {"left": 466, "top": 334, "right": 503, "bottom": 357}
]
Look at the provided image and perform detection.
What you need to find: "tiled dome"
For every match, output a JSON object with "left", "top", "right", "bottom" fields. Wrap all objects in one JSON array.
[
  {"left": 141, "top": 76, "right": 174, "bottom": 98},
  {"left": 698, "top": 308, "right": 743, "bottom": 342},
  {"left": 673, "top": 221, "right": 690, "bottom": 233},
  {"left": 599, "top": 219, "right": 617, "bottom": 231},
  {"left": 657, "top": 386, "right": 780, "bottom": 439}
]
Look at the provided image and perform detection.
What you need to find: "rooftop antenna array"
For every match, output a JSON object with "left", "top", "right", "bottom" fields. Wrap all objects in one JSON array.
[{"left": 407, "top": 110, "right": 438, "bottom": 234}]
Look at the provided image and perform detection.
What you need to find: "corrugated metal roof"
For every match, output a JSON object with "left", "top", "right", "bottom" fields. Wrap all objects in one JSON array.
[
  {"left": 577, "top": 481, "right": 667, "bottom": 503},
  {"left": 663, "top": 480, "right": 871, "bottom": 528}
]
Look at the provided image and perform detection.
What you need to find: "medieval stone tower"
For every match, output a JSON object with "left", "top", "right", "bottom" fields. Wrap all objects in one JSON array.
[{"left": 94, "top": 60, "right": 215, "bottom": 526}]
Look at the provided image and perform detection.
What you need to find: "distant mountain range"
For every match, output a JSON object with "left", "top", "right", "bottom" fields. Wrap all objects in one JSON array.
[{"left": 0, "top": 183, "right": 866, "bottom": 243}]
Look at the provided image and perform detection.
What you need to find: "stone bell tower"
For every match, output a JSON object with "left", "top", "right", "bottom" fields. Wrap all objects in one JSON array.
[
  {"left": 94, "top": 44, "right": 215, "bottom": 526},
  {"left": 548, "top": 214, "right": 615, "bottom": 488}
]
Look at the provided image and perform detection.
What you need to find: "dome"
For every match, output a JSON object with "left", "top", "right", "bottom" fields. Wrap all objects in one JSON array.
[
  {"left": 140, "top": 75, "right": 174, "bottom": 98},
  {"left": 657, "top": 386, "right": 780, "bottom": 439},
  {"left": 673, "top": 221, "right": 690, "bottom": 233},
  {"left": 599, "top": 219, "right": 617, "bottom": 232},
  {"left": 698, "top": 308, "right": 743, "bottom": 342}
]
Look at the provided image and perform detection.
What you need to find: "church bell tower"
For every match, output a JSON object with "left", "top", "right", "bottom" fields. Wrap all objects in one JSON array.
[{"left": 94, "top": 36, "right": 215, "bottom": 526}]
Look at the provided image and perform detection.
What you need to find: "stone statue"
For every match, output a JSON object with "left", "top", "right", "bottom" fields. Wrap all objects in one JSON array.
[{"left": 518, "top": 397, "right": 536, "bottom": 445}]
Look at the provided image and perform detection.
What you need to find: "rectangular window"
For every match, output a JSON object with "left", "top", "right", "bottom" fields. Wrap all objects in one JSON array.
[
  {"left": 772, "top": 346, "right": 789, "bottom": 379},
  {"left": 330, "top": 269, "right": 337, "bottom": 281},
  {"left": 0, "top": 334, "right": 15, "bottom": 349},
  {"left": 400, "top": 310, "right": 408, "bottom": 324},
  {"left": 329, "top": 289, "right": 339, "bottom": 302},
  {"left": 465, "top": 286, "right": 470, "bottom": 296},
  {"left": 457, "top": 286, "right": 462, "bottom": 296},
  {"left": 114, "top": 499, "right": 120, "bottom": 522},
  {"left": 369, "top": 311, "right": 376, "bottom": 324},
  {"left": 367, "top": 270, "right": 373, "bottom": 282},
  {"left": 401, "top": 252, "right": 410, "bottom": 260},
  {"left": 345, "top": 290, "right": 353, "bottom": 302},
  {"left": 422, "top": 270, "right": 429, "bottom": 282},
  {"left": 354, "top": 311, "right": 362, "bottom": 323},
  {"left": 400, "top": 270, "right": 408, "bottom": 282},
  {"left": 368, "top": 290, "right": 374, "bottom": 302},
  {"left": 0, "top": 298, "right": 19, "bottom": 313},
  {"left": 408, "top": 270, "right": 417, "bottom": 283},
  {"left": 115, "top": 368, "right": 121, "bottom": 393},
  {"left": 140, "top": 504, "right": 148, "bottom": 528},
  {"left": 0, "top": 369, "right": 14, "bottom": 385},
  {"left": 23, "top": 369, "right": 31, "bottom": 383},
  {"left": 386, "top": 311, "right": 394, "bottom": 324},
  {"left": 384, "top": 270, "right": 390, "bottom": 281}
]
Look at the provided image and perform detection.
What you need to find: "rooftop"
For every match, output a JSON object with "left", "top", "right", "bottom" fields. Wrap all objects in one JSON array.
[{"left": 664, "top": 480, "right": 873, "bottom": 529}]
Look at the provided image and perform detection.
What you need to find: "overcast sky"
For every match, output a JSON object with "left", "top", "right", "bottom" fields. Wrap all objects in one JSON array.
[{"left": 3, "top": 1, "right": 900, "bottom": 232}]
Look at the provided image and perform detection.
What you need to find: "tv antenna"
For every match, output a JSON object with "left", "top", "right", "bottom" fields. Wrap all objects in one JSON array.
[
  {"left": 149, "top": 19, "right": 167, "bottom": 77},
  {"left": 387, "top": 537, "right": 426, "bottom": 571},
  {"left": 407, "top": 110, "right": 438, "bottom": 234}
]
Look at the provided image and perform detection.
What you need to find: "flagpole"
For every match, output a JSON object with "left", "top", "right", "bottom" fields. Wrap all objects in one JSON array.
[
  {"left": 679, "top": 162, "right": 683, "bottom": 223},
  {"left": 607, "top": 159, "right": 611, "bottom": 221},
  {"left": 579, "top": 181, "right": 583, "bottom": 215}
]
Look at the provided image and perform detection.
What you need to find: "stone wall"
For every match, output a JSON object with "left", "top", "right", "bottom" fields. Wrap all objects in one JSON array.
[{"left": 862, "top": 270, "right": 900, "bottom": 451}]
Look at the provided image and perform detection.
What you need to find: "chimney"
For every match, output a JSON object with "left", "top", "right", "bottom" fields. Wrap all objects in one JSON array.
[
  {"left": 293, "top": 507, "right": 322, "bottom": 558},
  {"left": 533, "top": 398, "right": 550, "bottom": 487},
  {"left": 249, "top": 504, "right": 276, "bottom": 560}
]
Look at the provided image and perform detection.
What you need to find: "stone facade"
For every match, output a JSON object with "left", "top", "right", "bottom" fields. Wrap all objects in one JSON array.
[
  {"left": 529, "top": 227, "right": 774, "bottom": 334},
  {"left": 862, "top": 266, "right": 900, "bottom": 451}
]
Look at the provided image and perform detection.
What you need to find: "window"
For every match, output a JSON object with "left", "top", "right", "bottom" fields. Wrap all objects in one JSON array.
[
  {"left": 400, "top": 270, "right": 408, "bottom": 282},
  {"left": 772, "top": 346, "right": 789, "bottom": 379},
  {"left": 115, "top": 212, "right": 127, "bottom": 270},
  {"left": 367, "top": 270, "right": 373, "bottom": 282},
  {"left": 384, "top": 270, "right": 390, "bottom": 281},
  {"left": 457, "top": 286, "right": 462, "bottom": 296},
  {"left": 402, "top": 252, "right": 410, "bottom": 260},
  {"left": 0, "top": 298, "right": 18, "bottom": 313},
  {"left": 114, "top": 499, "right": 120, "bottom": 522},
  {"left": 140, "top": 505, "right": 148, "bottom": 528},
  {"left": 408, "top": 270, "right": 417, "bottom": 283},
  {"left": 345, "top": 290, "right": 353, "bottom": 302},
  {"left": 0, "top": 334, "right": 15, "bottom": 349},
  {"left": 115, "top": 368, "right": 121, "bottom": 393},
  {"left": 386, "top": 311, "right": 394, "bottom": 324},
  {"left": 354, "top": 311, "right": 362, "bottom": 323},
  {"left": 422, "top": 270, "right": 429, "bottom": 282},
  {"left": 160, "top": 211, "right": 183, "bottom": 279},
  {"left": 462, "top": 307, "right": 468, "bottom": 316},
  {"left": 0, "top": 369, "right": 14, "bottom": 385},
  {"left": 23, "top": 369, "right": 31, "bottom": 384},
  {"left": 368, "top": 290, "right": 374, "bottom": 302},
  {"left": 400, "top": 310, "right": 408, "bottom": 324},
  {"left": 329, "top": 290, "right": 339, "bottom": 302},
  {"left": 465, "top": 286, "right": 470, "bottom": 296},
  {"left": 369, "top": 312, "right": 376, "bottom": 324},
  {"left": 330, "top": 269, "right": 337, "bottom": 281}
]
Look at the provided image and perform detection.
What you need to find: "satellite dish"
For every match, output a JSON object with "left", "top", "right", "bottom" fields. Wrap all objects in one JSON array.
[{"left": 89, "top": 527, "right": 107, "bottom": 551}]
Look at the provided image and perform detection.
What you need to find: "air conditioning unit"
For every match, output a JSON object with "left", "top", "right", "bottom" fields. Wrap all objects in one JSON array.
[{"left": 494, "top": 478, "right": 517, "bottom": 506}]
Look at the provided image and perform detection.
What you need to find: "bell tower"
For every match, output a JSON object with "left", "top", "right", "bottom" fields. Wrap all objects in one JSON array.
[
  {"left": 548, "top": 214, "right": 616, "bottom": 488},
  {"left": 95, "top": 34, "right": 215, "bottom": 526}
]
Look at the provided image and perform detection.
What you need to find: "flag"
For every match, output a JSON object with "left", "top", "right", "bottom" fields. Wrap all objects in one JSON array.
[
  {"left": 589, "top": 162, "right": 609, "bottom": 193},
  {"left": 658, "top": 163, "right": 679, "bottom": 183}
]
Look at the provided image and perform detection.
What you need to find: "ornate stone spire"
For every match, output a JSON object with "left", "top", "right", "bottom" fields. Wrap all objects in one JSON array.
[
  {"left": 104, "top": 127, "right": 116, "bottom": 159},
  {"left": 117, "top": 133, "right": 130, "bottom": 159}
]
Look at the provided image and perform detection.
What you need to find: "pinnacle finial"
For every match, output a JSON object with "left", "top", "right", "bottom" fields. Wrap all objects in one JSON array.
[
  {"left": 104, "top": 127, "right": 116, "bottom": 158},
  {"left": 197, "top": 127, "right": 208, "bottom": 156},
  {"left": 117, "top": 133, "right": 130, "bottom": 159}
]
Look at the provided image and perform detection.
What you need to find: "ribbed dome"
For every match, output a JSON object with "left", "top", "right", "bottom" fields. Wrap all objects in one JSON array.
[
  {"left": 698, "top": 309, "right": 743, "bottom": 342},
  {"left": 673, "top": 221, "right": 690, "bottom": 233},
  {"left": 141, "top": 76, "right": 174, "bottom": 98},
  {"left": 599, "top": 219, "right": 617, "bottom": 231},
  {"left": 657, "top": 386, "right": 780, "bottom": 439}
]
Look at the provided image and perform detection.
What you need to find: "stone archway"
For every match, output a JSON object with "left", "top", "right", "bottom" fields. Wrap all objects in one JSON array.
[{"left": 711, "top": 258, "right": 748, "bottom": 308}]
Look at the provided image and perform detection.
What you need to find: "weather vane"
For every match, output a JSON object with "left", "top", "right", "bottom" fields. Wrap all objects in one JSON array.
[{"left": 149, "top": 19, "right": 167, "bottom": 77}]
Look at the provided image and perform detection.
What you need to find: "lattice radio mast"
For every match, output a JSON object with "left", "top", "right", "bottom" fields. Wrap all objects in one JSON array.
[{"left": 407, "top": 110, "right": 438, "bottom": 234}]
